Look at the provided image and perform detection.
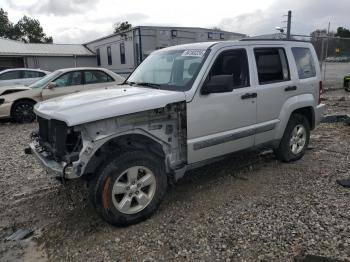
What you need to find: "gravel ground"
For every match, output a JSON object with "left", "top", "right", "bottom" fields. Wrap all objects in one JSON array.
[
  {"left": 0, "top": 63, "right": 349, "bottom": 261},
  {"left": 0, "top": 121, "right": 349, "bottom": 262}
]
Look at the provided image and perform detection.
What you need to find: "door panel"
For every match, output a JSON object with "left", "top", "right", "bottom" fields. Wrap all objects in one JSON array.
[
  {"left": 187, "top": 47, "right": 257, "bottom": 164},
  {"left": 41, "top": 71, "right": 83, "bottom": 100},
  {"left": 252, "top": 46, "right": 297, "bottom": 145}
]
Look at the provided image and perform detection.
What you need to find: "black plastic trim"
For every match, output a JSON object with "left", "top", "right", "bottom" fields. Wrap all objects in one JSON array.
[{"left": 193, "top": 123, "right": 276, "bottom": 150}]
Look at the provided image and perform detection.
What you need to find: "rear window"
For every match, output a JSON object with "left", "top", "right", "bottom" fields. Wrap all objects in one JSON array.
[
  {"left": 24, "top": 71, "right": 45, "bottom": 78},
  {"left": 254, "top": 48, "right": 290, "bottom": 85},
  {"left": 292, "top": 47, "right": 316, "bottom": 79},
  {"left": 0, "top": 70, "right": 23, "bottom": 80}
]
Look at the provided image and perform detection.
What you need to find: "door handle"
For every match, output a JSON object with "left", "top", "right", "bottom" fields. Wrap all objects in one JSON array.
[
  {"left": 241, "top": 93, "right": 257, "bottom": 100},
  {"left": 284, "top": 86, "right": 297, "bottom": 92}
]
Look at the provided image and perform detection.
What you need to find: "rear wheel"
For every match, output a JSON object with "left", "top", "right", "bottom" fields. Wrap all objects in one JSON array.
[
  {"left": 89, "top": 150, "right": 167, "bottom": 226},
  {"left": 274, "top": 114, "right": 310, "bottom": 162},
  {"left": 12, "top": 100, "right": 36, "bottom": 123}
]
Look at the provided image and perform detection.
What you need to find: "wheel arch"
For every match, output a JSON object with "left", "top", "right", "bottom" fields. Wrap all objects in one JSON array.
[
  {"left": 291, "top": 106, "right": 315, "bottom": 129},
  {"left": 276, "top": 94, "right": 316, "bottom": 139},
  {"left": 10, "top": 98, "right": 37, "bottom": 117},
  {"left": 83, "top": 132, "right": 168, "bottom": 179}
]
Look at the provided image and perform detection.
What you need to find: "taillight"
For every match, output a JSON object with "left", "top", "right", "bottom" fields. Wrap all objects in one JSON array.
[{"left": 318, "top": 80, "right": 323, "bottom": 104}]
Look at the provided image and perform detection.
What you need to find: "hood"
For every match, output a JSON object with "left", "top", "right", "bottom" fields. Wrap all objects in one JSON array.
[
  {"left": 0, "top": 85, "right": 30, "bottom": 96},
  {"left": 35, "top": 86, "right": 186, "bottom": 126}
]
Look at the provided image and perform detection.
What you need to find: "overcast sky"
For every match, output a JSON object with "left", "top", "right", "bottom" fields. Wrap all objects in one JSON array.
[{"left": 1, "top": 0, "right": 349, "bottom": 44}]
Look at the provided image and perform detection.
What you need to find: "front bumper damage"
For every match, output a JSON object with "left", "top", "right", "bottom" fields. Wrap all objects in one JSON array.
[
  {"left": 28, "top": 141, "right": 64, "bottom": 177},
  {"left": 26, "top": 140, "right": 85, "bottom": 180}
]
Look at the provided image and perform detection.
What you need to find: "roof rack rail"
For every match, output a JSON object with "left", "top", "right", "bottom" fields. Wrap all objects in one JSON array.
[{"left": 240, "top": 38, "right": 311, "bottom": 43}]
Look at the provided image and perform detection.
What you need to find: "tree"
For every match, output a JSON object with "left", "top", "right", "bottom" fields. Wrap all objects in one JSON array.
[
  {"left": 0, "top": 9, "right": 53, "bottom": 43},
  {"left": 335, "top": 27, "right": 350, "bottom": 38},
  {"left": 0, "top": 8, "right": 13, "bottom": 38},
  {"left": 211, "top": 26, "right": 223, "bottom": 31},
  {"left": 113, "top": 21, "right": 132, "bottom": 34},
  {"left": 14, "top": 16, "right": 53, "bottom": 43}
]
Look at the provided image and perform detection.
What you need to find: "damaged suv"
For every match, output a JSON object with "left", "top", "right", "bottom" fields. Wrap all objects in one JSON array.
[{"left": 28, "top": 40, "right": 325, "bottom": 226}]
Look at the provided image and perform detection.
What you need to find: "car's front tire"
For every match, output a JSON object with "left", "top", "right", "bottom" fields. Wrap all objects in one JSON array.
[
  {"left": 11, "top": 100, "right": 36, "bottom": 123},
  {"left": 274, "top": 113, "right": 310, "bottom": 162},
  {"left": 89, "top": 150, "right": 168, "bottom": 226}
]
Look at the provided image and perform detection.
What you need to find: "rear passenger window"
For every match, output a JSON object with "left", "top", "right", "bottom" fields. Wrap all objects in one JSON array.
[
  {"left": 24, "top": 71, "right": 43, "bottom": 78},
  {"left": 84, "top": 70, "right": 113, "bottom": 84},
  {"left": 292, "top": 47, "right": 316, "bottom": 79},
  {"left": 209, "top": 49, "right": 250, "bottom": 88},
  {"left": 254, "top": 48, "right": 290, "bottom": 84}
]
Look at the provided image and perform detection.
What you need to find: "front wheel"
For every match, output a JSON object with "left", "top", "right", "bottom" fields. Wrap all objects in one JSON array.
[
  {"left": 12, "top": 100, "right": 36, "bottom": 123},
  {"left": 274, "top": 114, "right": 310, "bottom": 162},
  {"left": 89, "top": 151, "right": 168, "bottom": 226}
]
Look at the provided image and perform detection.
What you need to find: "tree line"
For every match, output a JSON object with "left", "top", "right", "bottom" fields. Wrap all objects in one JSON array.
[{"left": 0, "top": 8, "right": 53, "bottom": 43}]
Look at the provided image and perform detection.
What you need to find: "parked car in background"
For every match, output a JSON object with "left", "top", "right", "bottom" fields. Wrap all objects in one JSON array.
[
  {"left": 0, "top": 67, "right": 124, "bottom": 122},
  {"left": 344, "top": 74, "right": 350, "bottom": 91},
  {"left": 28, "top": 40, "right": 325, "bottom": 226},
  {"left": 0, "top": 68, "right": 50, "bottom": 87}
]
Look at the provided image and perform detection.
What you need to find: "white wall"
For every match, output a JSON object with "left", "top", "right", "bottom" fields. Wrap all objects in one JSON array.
[
  {"left": 85, "top": 32, "right": 135, "bottom": 75},
  {"left": 85, "top": 27, "right": 246, "bottom": 76}
]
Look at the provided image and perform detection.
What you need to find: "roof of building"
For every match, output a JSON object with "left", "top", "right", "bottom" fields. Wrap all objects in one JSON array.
[
  {"left": 0, "top": 37, "right": 95, "bottom": 57},
  {"left": 84, "top": 25, "right": 246, "bottom": 45}
]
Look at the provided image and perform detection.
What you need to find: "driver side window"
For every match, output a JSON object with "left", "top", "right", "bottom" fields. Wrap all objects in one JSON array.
[
  {"left": 209, "top": 49, "right": 250, "bottom": 88},
  {"left": 53, "top": 71, "right": 82, "bottom": 87}
]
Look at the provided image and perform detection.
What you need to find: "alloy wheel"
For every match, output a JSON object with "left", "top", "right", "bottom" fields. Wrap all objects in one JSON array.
[
  {"left": 289, "top": 124, "right": 306, "bottom": 155},
  {"left": 111, "top": 166, "right": 156, "bottom": 215}
]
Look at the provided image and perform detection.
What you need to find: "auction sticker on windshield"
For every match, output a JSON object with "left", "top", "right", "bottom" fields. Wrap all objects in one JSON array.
[{"left": 182, "top": 50, "right": 206, "bottom": 57}]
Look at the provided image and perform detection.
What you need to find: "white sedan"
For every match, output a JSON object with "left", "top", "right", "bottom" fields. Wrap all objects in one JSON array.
[
  {"left": 0, "top": 67, "right": 125, "bottom": 122},
  {"left": 0, "top": 68, "right": 50, "bottom": 87}
]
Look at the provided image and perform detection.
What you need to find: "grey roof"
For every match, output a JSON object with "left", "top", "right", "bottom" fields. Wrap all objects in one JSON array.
[
  {"left": 0, "top": 37, "right": 95, "bottom": 57},
  {"left": 84, "top": 25, "right": 246, "bottom": 45}
]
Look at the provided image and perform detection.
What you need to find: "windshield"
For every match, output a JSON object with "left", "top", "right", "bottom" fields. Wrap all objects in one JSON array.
[
  {"left": 127, "top": 49, "right": 209, "bottom": 91},
  {"left": 29, "top": 71, "right": 62, "bottom": 88}
]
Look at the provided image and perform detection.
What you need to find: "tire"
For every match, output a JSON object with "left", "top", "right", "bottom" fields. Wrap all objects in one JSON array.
[
  {"left": 274, "top": 114, "right": 310, "bottom": 162},
  {"left": 11, "top": 100, "right": 36, "bottom": 123},
  {"left": 89, "top": 150, "right": 168, "bottom": 226}
]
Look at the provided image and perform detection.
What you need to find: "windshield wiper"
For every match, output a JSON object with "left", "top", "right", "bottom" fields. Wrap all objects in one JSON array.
[{"left": 127, "top": 81, "right": 161, "bottom": 89}]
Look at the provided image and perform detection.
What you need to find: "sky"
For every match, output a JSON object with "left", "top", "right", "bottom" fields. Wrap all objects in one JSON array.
[{"left": 1, "top": 0, "right": 349, "bottom": 44}]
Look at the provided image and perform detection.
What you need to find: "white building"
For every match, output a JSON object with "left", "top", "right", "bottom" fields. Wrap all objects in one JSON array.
[
  {"left": 0, "top": 37, "right": 96, "bottom": 71},
  {"left": 84, "top": 26, "right": 246, "bottom": 76}
]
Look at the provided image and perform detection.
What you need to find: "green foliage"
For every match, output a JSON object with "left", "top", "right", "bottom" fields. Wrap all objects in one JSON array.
[
  {"left": 0, "top": 8, "right": 13, "bottom": 38},
  {"left": 113, "top": 21, "right": 132, "bottom": 34},
  {"left": 335, "top": 27, "right": 350, "bottom": 38},
  {"left": 0, "top": 8, "right": 53, "bottom": 43}
]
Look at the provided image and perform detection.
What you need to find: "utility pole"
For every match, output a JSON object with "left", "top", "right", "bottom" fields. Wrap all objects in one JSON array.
[
  {"left": 323, "top": 22, "right": 331, "bottom": 81},
  {"left": 286, "top": 10, "right": 292, "bottom": 39}
]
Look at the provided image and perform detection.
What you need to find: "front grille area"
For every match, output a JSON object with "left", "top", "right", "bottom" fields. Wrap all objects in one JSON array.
[{"left": 37, "top": 116, "right": 82, "bottom": 161}]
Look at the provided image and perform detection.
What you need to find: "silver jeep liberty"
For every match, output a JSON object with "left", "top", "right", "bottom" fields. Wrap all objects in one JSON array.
[{"left": 28, "top": 40, "right": 325, "bottom": 226}]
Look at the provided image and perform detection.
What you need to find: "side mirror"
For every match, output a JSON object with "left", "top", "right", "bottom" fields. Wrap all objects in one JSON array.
[
  {"left": 47, "top": 82, "right": 57, "bottom": 89},
  {"left": 201, "top": 75, "right": 234, "bottom": 95}
]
